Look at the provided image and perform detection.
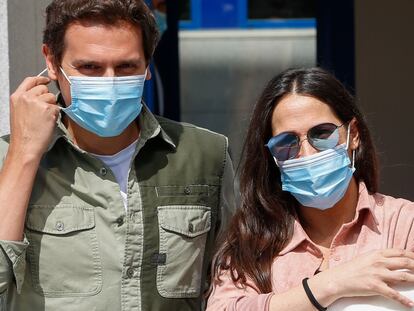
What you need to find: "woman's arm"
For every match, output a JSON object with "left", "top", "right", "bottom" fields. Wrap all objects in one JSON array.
[
  {"left": 300, "top": 249, "right": 414, "bottom": 308},
  {"left": 208, "top": 249, "right": 414, "bottom": 311}
]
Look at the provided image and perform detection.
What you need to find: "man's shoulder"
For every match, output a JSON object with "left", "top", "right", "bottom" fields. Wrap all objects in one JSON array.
[{"left": 156, "top": 115, "right": 228, "bottom": 144}]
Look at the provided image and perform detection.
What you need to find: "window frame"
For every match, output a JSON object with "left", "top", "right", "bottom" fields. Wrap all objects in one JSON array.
[{"left": 179, "top": 0, "right": 316, "bottom": 30}]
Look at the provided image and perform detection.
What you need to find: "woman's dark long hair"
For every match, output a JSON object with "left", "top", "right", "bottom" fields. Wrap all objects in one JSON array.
[{"left": 212, "top": 67, "right": 379, "bottom": 293}]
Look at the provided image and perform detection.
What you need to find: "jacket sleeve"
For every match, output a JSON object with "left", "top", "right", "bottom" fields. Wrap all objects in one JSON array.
[
  {"left": 0, "top": 237, "right": 29, "bottom": 295},
  {"left": 206, "top": 270, "right": 274, "bottom": 311},
  {"left": 217, "top": 141, "right": 237, "bottom": 239},
  {"left": 0, "top": 138, "right": 29, "bottom": 296}
]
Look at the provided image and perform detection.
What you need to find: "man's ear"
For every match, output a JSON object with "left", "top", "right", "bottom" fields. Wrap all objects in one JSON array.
[
  {"left": 42, "top": 44, "right": 58, "bottom": 81},
  {"left": 349, "top": 117, "right": 360, "bottom": 150},
  {"left": 145, "top": 68, "right": 152, "bottom": 80}
]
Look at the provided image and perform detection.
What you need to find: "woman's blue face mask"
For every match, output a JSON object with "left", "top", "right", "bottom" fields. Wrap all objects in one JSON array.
[{"left": 267, "top": 123, "right": 356, "bottom": 210}]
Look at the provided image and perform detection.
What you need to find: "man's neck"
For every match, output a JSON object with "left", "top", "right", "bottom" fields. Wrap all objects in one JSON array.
[{"left": 64, "top": 117, "right": 140, "bottom": 156}]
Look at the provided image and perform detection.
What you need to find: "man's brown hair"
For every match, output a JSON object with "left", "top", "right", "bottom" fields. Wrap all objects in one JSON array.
[{"left": 43, "top": 0, "right": 159, "bottom": 65}]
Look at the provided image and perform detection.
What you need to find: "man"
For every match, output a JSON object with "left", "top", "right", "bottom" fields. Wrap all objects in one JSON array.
[{"left": 0, "top": 1, "right": 235, "bottom": 310}]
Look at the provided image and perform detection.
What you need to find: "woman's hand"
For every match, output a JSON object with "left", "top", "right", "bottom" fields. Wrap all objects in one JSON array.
[{"left": 309, "top": 249, "right": 414, "bottom": 308}]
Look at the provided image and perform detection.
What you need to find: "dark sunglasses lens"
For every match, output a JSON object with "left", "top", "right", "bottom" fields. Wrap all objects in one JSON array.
[
  {"left": 308, "top": 123, "right": 339, "bottom": 150},
  {"left": 267, "top": 133, "right": 299, "bottom": 161}
]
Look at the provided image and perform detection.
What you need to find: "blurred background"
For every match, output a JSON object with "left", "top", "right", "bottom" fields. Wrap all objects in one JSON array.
[{"left": 0, "top": 0, "right": 413, "bottom": 200}]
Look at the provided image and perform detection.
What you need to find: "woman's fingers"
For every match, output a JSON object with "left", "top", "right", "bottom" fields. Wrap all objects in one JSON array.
[
  {"left": 327, "top": 249, "right": 414, "bottom": 305},
  {"left": 370, "top": 249, "right": 414, "bottom": 271},
  {"left": 380, "top": 269, "right": 414, "bottom": 284},
  {"left": 382, "top": 257, "right": 414, "bottom": 271},
  {"left": 380, "top": 249, "right": 414, "bottom": 260},
  {"left": 377, "top": 284, "right": 414, "bottom": 308}
]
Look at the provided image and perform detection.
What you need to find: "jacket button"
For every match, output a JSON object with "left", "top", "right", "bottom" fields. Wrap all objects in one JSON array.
[
  {"left": 126, "top": 267, "right": 134, "bottom": 278},
  {"left": 188, "top": 223, "right": 194, "bottom": 233},
  {"left": 184, "top": 187, "right": 191, "bottom": 195},
  {"left": 55, "top": 221, "right": 64, "bottom": 232},
  {"left": 116, "top": 216, "right": 124, "bottom": 226},
  {"left": 100, "top": 167, "right": 107, "bottom": 176}
]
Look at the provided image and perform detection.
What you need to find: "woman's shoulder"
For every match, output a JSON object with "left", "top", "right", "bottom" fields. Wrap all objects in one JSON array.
[
  {"left": 372, "top": 191, "right": 414, "bottom": 214},
  {"left": 359, "top": 181, "right": 413, "bottom": 212},
  {"left": 367, "top": 188, "right": 414, "bottom": 250}
]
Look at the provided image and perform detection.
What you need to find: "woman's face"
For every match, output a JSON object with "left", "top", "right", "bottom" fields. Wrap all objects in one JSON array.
[{"left": 271, "top": 94, "right": 357, "bottom": 159}]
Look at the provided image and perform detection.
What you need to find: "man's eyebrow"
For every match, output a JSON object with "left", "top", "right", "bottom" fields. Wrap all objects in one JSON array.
[
  {"left": 71, "top": 59, "right": 102, "bottom": 66},
  {"left": 71, "top": 59, "right": 143, "bottom": 66},
  {"left": 117, "top": 58, "right": 143, "bottom": 65}
]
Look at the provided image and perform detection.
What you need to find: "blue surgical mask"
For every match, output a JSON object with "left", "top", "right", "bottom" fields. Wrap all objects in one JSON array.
[
  {"left": 276, "top": 125, "right": 356, "bottom": 210},
  {"left": 60, "top": 68, "right": 146, "bottom": 137}
]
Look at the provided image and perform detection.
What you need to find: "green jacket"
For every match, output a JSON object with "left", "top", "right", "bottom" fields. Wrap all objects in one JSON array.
[{"left": 0, "top": 105, "right": 235, "bottom": 311}]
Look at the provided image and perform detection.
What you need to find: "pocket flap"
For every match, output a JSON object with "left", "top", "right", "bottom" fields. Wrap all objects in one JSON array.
[
  {"left": 157, "top": 205, "right": 211, "bottom": 238},
  {"left": 26, "top": 205, "right": 95, "bottom": 235},
  {"left": 156, "top": 185, "right": 209, "bottom": 197}
]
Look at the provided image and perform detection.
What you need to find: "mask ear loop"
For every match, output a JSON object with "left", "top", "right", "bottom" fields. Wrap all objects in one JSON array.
[
  {"left": 273, "top": 156, "right": 281, "bottom": 168},
  {"left": 345, "top": 123, "right": 351, "bottom": 149},
  {"left": 37, "top": 68, "right": 48, "bottom": 77},
  {"left": 352, "top": 149, "right": 356, "bottom": 169},
  {"left": 345, "top": 123, "right": 356, "bottom": 169},
  {"left": 36, "top": 68, "right": 63, "bottom": 111},
  {"left": 60, "top": 67, "right": 72, "bottom": 85}
]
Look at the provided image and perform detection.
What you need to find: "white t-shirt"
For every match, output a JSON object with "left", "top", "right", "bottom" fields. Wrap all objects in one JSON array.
[{"left": 92, "top": 140, "right": 138, "bottom": 211}]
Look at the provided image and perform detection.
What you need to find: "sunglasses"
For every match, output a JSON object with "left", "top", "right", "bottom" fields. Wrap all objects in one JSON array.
[{"left": 266, "top": 122, "right": 346, "bottom": 161}]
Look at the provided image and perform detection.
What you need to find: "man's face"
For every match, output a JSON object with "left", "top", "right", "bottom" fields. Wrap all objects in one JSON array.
[{"left": 44, "top": 20, "right": 150, "bottom": 107}]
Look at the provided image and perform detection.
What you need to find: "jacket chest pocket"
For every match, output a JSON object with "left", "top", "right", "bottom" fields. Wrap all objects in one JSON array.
[
  {"left": 25, "top": 205, "right": 102, "bottom": 297},
  {"left": 156, "top": 205, "right": 211, "bottom": 298}
]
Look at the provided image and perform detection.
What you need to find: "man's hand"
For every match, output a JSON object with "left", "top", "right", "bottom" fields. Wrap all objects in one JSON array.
[
  {"left": 0, "top": 76, "right": 60, "bottom": 241},
  {"left": 9, "top": 76, "right": 60, "bottom": 161}
]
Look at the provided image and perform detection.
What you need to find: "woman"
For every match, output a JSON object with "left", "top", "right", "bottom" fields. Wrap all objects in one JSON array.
[{"left": 207, "top": 68, "right": 414, "bottom": 310}]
